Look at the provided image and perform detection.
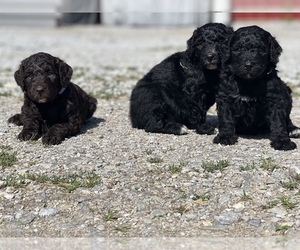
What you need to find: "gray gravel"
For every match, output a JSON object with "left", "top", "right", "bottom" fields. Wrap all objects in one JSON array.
[{"left": 1, "top": 21, "right": 300, "bottom": 244}]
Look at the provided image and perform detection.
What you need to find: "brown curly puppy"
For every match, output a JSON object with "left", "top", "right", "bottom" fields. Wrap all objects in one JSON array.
[{"left": 8, "top": 52, "right": 97, "bottom": 145}]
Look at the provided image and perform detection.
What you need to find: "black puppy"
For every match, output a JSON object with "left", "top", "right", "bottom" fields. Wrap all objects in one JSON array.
[
  {"left": 213, "top": 25, "right": 300, "bottom": 150},
  {"left": 130, "top": 23, "right": 233, "bottom": 135},
  {"left": 8, "top": 52, "right": 97, "bottom": 145}
]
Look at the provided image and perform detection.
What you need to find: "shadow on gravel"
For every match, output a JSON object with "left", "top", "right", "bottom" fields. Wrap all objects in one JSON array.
[{"left": 81, "top": 116, "right": 105, "bottom": 134}]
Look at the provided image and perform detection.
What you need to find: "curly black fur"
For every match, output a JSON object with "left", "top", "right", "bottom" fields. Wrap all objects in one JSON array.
[
  {"left": 129, "top": 23, "right": 233, "bottom": 135},
  {"left": 213, "top": 25, "right": 300, "bottom": 150},
  {"left": 8, "top": 52, "right": 97, "bottom": 145}
]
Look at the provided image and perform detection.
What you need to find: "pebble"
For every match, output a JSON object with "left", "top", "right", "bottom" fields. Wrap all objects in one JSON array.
[
  {"left": 39, "top": 208, "right": 58, "bottom": 217},
  {"left": 215, "top": 211, "right": 241, "bottom": 225}
]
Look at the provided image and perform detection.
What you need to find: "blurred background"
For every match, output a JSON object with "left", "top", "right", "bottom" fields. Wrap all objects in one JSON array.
[{"left": 0, "top": 0, "right": 299, "bottom": 27}]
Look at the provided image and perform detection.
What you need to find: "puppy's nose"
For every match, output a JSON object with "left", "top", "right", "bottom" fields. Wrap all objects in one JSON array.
[
  {"left": 207, "top": 53, "right": 216, "bottom": 61},
  {"left": 35, "top": 86, "right": 45, "bottom": 93},
  {"left": 244, "top": 61, "right": 253, "bottom": 69}
]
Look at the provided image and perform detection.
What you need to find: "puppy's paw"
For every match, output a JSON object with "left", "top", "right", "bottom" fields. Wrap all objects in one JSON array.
[
  {"left": 289, "top": 128, "right": 300, "bottom": 138},
  {"left": 18, "top": 129, "right": 40, "bottom": 141},
  {"left": 8, "top": 114, "right": 23, "bottom": 126},
  {"left": 196, "top": 124, "right": 215, "bottom": 135},
  {"left": 213, "top": 134, "right": 238, "bottom": 145},
  {"left": 179, "top": 125, "right": 189, "bottom": 135},
  {"left": 271, "top": 138, "right": 296, "bottom": 150},
  {"left": 42, "top": 133, "right": 63, "bottom": 145}
]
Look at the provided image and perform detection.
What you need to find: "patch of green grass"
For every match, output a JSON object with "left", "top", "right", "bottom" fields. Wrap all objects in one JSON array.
[
  {"left": 145, "top": 149, "right": 153, "bottom": 155},
  {"left": 201, "top": 160, "right": 229, "bottom": 173},
  {"left": 275, "top": 224, "right": 292, "bottom": 234},
  {"left": 280, "top": 180, "right": 298, "bottom": 190},
  {"left": 114, "top": 225, "right": 130, "bottom": 233},
  {"left": 0, "top": 146, "right": 17, "bottom": 167},
  {"left": 147, "top": 157, "right": 163, "bottom": 164},
  {"left": 168, "top": 162, "right": 187, "bottom": 173},
  {"left": 279, "top": 196, "right": 299, "bottom": 210},
  {"left": 5, "top": 174, "right": 27, "bottom": 188},
  {"left": 261, "top": 200, "right": 280, "bottom": 209},
  {"left": 176, "top": 205, "right": 188, "bottom": 215},
  {"left": 240, "top": 190, "right": 252, "bottom": 201},
  {"left": 239, "top": 161, "right": 256, "bottom": 171},
  {"left": 3, "top": 172, "right": 101, "bottom": 192},
  {"left": 191, "top": 192, "right": 210, "bottom": 201},
  {"left": 103, "top": 209, "right": 118, "bottom": 222},
  {"left": 259, "top": 157, "right": 279, "bottom": 171}
]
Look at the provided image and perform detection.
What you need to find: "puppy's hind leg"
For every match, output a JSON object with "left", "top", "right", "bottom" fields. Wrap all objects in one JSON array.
[
  {"left": 8, "top": 114, "right": 23, "bottom": 126},
  {"left": 145, "top": 118, "right": 188, "bottom": 135},
  {"left": 287, "top": 118, "right": 300, "bottom": 138}
]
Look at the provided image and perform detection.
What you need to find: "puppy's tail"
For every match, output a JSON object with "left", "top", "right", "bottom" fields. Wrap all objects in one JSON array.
[{"left": 86, "top": 96, "right": 97, "bottom": 120}]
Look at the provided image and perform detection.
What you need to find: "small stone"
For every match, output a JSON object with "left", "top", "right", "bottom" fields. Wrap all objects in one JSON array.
[
  {"left": 215, "top": 211, "right": 241, "bottom": 225},
  {"left": 18, "top": 213, "right": 35, "bottom": 225},
  {"left": 0, "top": 181, "right": 6, "bottom": 188},
  {"left": 150, "top": 209, "right": 166, "bottom": 219},
  {"left": 182, "top": 213, "right": 197, "bottom": 221},
  {"left": 248, "top": 219, "right": 262, "bottom": 227},
  {"left": 39, "top": 208, "right": 58, "bottom": 217}
]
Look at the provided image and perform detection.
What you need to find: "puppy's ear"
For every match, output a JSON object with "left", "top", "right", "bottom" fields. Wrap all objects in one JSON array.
[
  {"left": 14, "top": 64, "right": 26, "bottom": 91},
  {"left": 220, "top": 36, "right": 232, "bottom": 63},
  {"left": 186, "top": 28, "right": 201, "bottom": 58},
  {"left": 269, "top": 35, "right": 282, "bottom": 65},
  {"left": 56, "top": 57, "right": 73, "bottom": 88}
]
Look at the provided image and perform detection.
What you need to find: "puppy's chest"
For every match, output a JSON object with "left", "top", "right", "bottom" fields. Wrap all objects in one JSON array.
[{"left": 38, "top": 105, "right": 67, "bottom": 125}]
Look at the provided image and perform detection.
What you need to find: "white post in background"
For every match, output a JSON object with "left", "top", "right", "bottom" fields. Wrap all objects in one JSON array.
[{"left": 211, "top": 0, "right": 232, "bottom": 25}]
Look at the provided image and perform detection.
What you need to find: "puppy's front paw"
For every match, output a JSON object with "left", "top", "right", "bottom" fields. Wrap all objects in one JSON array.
[
  {"left": 196, "top": 123, "right": 215, "bottom": 135},
  {"left": 42, "top": 133, "right": 63, "bottom": 145},
  {"left": 213, "top": 134, "right": 238, "bottom": 145},
  {"left": 271, "top": 138, "right": 296, "bottom": 150},
  {"left": 18, "top": 129, "right": 40, "bottom": 141}
]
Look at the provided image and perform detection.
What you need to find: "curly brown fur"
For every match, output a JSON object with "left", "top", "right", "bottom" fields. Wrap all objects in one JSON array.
[
  {"left": 213, "top": 25, "right": 300, "bottom": 150},
  {"left": 130, "top": 23, "right": 233, "bottom": 135},
  {"left": 8, "top": 52, "right": 97, "bottom": 145}
]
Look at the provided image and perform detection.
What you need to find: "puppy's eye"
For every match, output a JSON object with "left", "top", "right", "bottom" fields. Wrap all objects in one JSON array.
[
  {"left": 47, "top": 71, "right": 54, "bottom": 76},
  {"left": 26, "top": 73, "right": 32, "bottom": 79}
]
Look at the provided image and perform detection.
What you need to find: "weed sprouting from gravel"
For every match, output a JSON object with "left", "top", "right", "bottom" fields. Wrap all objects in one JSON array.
[
  {"left": 280, "top": 180, "right": 299, "bottom": 190},
  {"left": 275, "top": 224, "right": 292, "bottom": 234},
  {"left": 201, "top": 160, "right": 229, "bottom": 173},
  {"left": 176, "top": 205, "right": 188, "bottom": 215},
  {"left": 261, "top": 200, "right": 280, "bottom": 209},
  {"left": 262, "top": 196, "right": 299, "bottom": 210},
  {"left": 168, "top": 162, "right": 187, "bottom": 173},
  {"left": 279, "top": 196, "right": 299, "bottom": 210},
  {"left": 259, "top": 157, "right": 279, "bottom": 171},
  {"left": 0, "top": 145, "right": 17, "bottom": 167},
  {"left": 5, "top": 174, "right": 27, "bottom": 188},
  {"left": 239, "top": 161, "right": 256, "bottom": 171},
  {"left": 240, "top": 190, "right": 252, "bottom": 201},
  {"left": 191, "top": 192, "right": 210, "bottom": 201},
  {"left": 2, "top": 172, "right": 101, "bottom": 192},
  {"left": 114, "top": 225, "right": 130, "bottom": 233},
  {"left": 145, "top": 149, "right": 153, "bottom": 155},
  {"left": 147, "top": 157, "right": 163, "bottom": 164},
  {"left": 103, "top": 209, "right": 118, "bottom": 222}
]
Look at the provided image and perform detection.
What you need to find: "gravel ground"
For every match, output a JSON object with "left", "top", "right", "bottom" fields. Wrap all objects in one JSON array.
[{"left": 1, "top": 21, "right": 300, "bottom": 244}]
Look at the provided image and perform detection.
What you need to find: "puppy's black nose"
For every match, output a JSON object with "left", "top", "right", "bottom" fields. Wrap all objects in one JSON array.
[
  {"left": 207, "top": 53, "right": 216, "bottom": 61},
  {"left": 244, "top": 61, "right": 253, "bottom": 69},
  {"left": 35, "top": 86, "right": 45, "bottom": 94}
]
